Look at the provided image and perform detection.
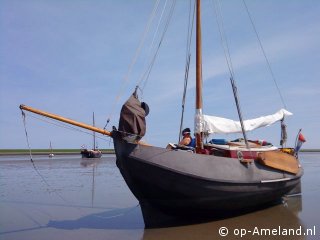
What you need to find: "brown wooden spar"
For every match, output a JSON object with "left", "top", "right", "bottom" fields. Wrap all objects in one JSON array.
[
  {"left": 19, "top": 104, "right": 112, "bottom": 137},
  {"left": 195, "top": 0, "right": 204, "bottom": 152}
]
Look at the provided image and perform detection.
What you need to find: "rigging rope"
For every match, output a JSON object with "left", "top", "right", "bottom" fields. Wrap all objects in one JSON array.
[
  {"left": 179, "top": 0, "right": 195, "bottom": 142},
  {"left": 21, "top": 109, "right": 33, "bottom": 161},
  {"left": 212, "top": 0, "right": 250, "bottom": 149},
  {"left": 230, "top": 77, "right": 250, "bottom": 149},
  {"left": 212, "top": 0, "right": 235, "bottom": 79},
  {"left": 20, "top": 110, "right": 100, "bottom": 215},
  {"left": 25, "top": 112, "right": 109, "bottom": 143},
  {"left": 137, "top": 0, "right": 169, "bottom": 89},
  {"left": 212, "top": 0, "right": 288, "bottom": 151},
  {"left": 242, "top": 0, "right": 287, "bottom": 109},
  {"left": 138, "top": 0, "right": 177, "bottom": 91},
  {"left": 243, "top": 0, "right": 289, "bottom": 145},
  {"left": 103, "top": 0, "right": 161, "bottom": 129}
]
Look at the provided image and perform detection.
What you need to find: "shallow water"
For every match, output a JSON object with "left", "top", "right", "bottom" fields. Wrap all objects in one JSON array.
[{"left": 0, "top": 153, "right": 319, "bottom": 240}]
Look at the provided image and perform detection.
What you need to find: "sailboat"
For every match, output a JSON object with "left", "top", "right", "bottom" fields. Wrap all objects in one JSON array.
[
  {"left": 19, "top": 0, "right": 303, "bottom": 228},
  {"left": 81, "top": 112, "right": 102, "bottom": 159},
  {"left": 48, "top": 141, "right": 54, "bottom": 158}
]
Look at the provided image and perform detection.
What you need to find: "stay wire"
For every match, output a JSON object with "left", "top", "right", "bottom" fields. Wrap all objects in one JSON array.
[
  {"left": 179, "top": 0, "right": 196, "bottom": 142},
  {"left": 138, "top": 0, "right": 169, "bottom": 89},
  {"left": 212, "top": 0, "right": 246, "bottom": 126},
  {"left": 182, "top": 0, "right": 196, "bottom": 109},
  {"left": 212, "top": 0, "right": 246, "bottom": 120},
  {"left": 212, "top": 0, "right": 252, "bottom": 152},
  {"left": 139, "top": 0, "right": 177, "bottom": 91},
  {"left": 242, "top": 0, "right": 287, "bottom": 109},
  {"left": 103, "top": 0, "right": 161, "bottom": 129},
  {"left": 25, "top": 112, "right": 110, "bottom": 143},
  {"left": 212, "top": 0, "right": 235, "bottom": 78},
  {"left": 140, "top": 0, "right": 177, "bottom": 91}
]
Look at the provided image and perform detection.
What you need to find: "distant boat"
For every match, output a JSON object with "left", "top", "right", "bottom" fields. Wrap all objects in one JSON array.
[
  {"left": 81, "top": 112, "right": 102, "bottom": 159},
  {"left": 81, "top": 148, "right": 102, "bottom": 158},
  {"left": 48, "top": 141, "right": 54, "bottom": 158}
]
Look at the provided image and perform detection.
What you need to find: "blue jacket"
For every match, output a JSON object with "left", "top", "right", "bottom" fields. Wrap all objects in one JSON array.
[{"left": 187, "top": 138, "right": 196, "bottom": 148}]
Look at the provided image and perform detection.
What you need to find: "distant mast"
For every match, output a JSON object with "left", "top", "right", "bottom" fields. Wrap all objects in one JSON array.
[
  {"left": 49, "top": 141, "right": 54, "bottom": 158},
  {"left": 195, "top": 0, "right": 203, "bottom": 152},
  {"left": 93, "top": 112, "right": 96, "bottom": 150}
]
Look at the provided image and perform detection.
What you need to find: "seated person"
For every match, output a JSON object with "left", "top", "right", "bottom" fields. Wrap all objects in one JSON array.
[
  {"left": 166, "top": 128, "right": 196, "bottom": 151},
  {"left": 179, "top": 128, "right": 196, "bottom": 148}
]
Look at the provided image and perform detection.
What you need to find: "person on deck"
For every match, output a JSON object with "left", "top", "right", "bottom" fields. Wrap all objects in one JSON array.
[{"left": 179, "top": 128, "right": 196, "bottom": 148}]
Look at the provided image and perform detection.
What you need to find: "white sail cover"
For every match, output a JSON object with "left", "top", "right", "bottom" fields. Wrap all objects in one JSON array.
[{"left": 202, "top": 109, "right": 292, "bottom": 134}]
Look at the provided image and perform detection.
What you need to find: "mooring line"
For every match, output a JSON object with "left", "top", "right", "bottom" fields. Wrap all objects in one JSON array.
[
  {"left": 21, "top": 109, "right": 33, "bottom": 161},
  {"left": 21, "top": 110, "right": 63, "bottom": 195},
  {"left": 20, "top": 109, "right": 88, "bottom": 215}
]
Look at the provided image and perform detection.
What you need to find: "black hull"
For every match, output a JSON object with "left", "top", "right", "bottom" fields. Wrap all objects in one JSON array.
[{"left": 113, "top": 133, "right": 303, "bottom": 227}]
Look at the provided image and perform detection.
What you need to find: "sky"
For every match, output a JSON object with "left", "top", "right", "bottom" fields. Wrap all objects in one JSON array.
[{"left": 0, "top": 0, "right": 319, "bottom": 150}]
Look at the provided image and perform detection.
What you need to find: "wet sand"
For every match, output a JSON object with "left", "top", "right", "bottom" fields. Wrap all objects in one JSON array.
[{"left": 0, "top": 153, "right": 319, "bottom": 240}]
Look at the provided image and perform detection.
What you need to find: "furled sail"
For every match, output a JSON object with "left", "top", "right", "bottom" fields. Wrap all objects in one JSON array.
[
  {"left": 118, "top": 93, "right": 148, "bottom": 141},
  {"left": 202, "top": 109, "right": 292, "bottom": 134}
]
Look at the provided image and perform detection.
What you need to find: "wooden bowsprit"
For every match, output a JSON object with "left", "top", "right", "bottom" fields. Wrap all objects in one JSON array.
[
  {"left": 19, "top": 104, "right": 112, "bottom": 137},
  {"left": 19, "top": 105, "right": 151, "bottom": 147}
]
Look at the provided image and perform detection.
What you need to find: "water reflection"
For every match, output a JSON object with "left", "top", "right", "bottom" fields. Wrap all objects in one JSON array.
[
  {"left": 48, "top": 206, "right": 144, "bottom": 230},
  {"left": 142, "top": 197, "right": 304, "bottom": 240},
  {"left": 1, "top": 153, "right": 318, "bottom": 240},
  {"left": 80, "top": 158, "right": 102, "bottom": 207},
  {"left": 80, "top": 158, "right": 102, "bottom": 168},
  {"left": 46, "top": 196, "right": 304, "bottom": 240}
]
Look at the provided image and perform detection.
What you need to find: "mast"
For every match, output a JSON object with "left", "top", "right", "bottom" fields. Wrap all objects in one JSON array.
[
  {"left": 195, "top": 0, "right": 203, "bottom": 152},
  {"left": 93, "top": 112, "right": 96, "bottom": 150}
]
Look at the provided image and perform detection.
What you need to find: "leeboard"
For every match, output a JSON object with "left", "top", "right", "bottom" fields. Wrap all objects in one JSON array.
[{"left": 257, "top": 151, "right": 299, "bottom": 174}]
